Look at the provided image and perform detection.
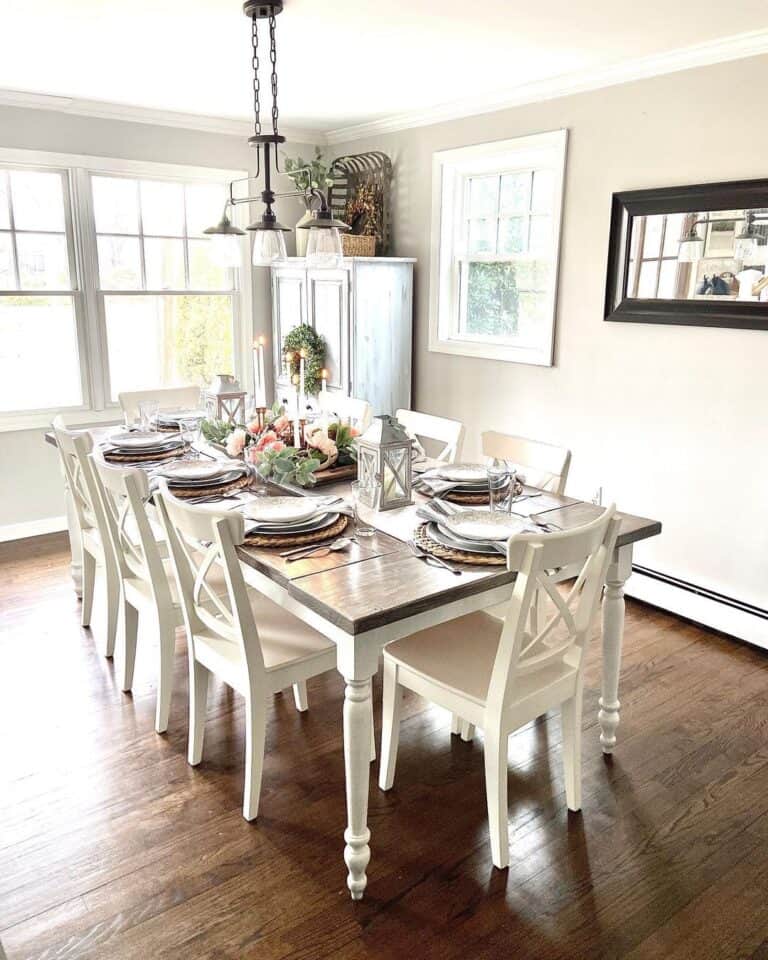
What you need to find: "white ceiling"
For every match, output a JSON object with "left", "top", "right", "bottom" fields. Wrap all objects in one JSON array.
[{"left": 1, "top": 0, "right": 767, "bottom": 139}]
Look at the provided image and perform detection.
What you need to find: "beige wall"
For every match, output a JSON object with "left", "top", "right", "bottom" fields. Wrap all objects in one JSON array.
[
  {"left": 333, "top": 55, "right": 768, "bottom": 611},
  {"left": 0, "top": 104, "right": 311, "bottom": 534}
]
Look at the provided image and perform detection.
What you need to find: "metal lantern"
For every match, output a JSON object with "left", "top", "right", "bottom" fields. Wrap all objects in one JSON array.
[
  {"left": 204, "top": 374, "right": 247, "bottom": 424},
  {"left": 357, "top": 415, "right": 413, "bottom": 511}
]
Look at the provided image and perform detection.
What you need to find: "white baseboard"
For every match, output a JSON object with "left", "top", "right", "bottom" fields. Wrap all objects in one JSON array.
[
  {"left": 627, "top": 567, "right": 768, "bottom": 651},
  {"left": 0, "top": 515, "right": 67, "bottom": 543}
]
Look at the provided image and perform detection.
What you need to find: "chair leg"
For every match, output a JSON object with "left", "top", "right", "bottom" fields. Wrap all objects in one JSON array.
[
  {"left": 243, "top": 693, "right": 267, "bottom": 821},
  {"left": 292, "top": 680, "right": 308, "bottom": 712},
  {"left": 188, "top": 657, "right": 210, "bottom": 766},
  {"left": 483, "top": 730, "right": 510, "bottom": 869},
  {"left": 154, "top": 619, "right": 176, "bottom": 735},
  {"left": 119, "top": 601, "right": 139, "bottom": 692},
  {"left": 561, "top": 693, "right": 583, "bottom": 812},
  {"left": 378, "top": 658, "right": 402, "bottom": 790},
  {"left": 369, "top": 696, "right": 376, "bottom": 763},
  {"left": 80, "top": 549, "right": 96, "bottom": 628},
  {"left": 103, "top": 558, "right": 120, "bottom": 659},
  {"left": 450, "top": 713, "right": 461, "bottom": 735},
  {"left": 460, "top": 720, "right": 475, "bottom": 742}
]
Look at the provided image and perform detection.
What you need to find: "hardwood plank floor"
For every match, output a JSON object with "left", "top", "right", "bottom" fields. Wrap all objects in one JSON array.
[{"left": 1, "top": 533, "right": 767, "bottom": 960}]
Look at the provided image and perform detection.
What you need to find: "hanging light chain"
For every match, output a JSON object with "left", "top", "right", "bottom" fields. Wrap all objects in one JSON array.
[
  {"left": 251, "top": 15, "right": 261, "bottom": 138},
  {"left": 269, "top": 11, "right": 279, "bottom": 137}
]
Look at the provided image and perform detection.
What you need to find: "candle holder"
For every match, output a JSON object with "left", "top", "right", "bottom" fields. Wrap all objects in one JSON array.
[{"left": 250, "top": 406, "right": 268, "bottom": 432}]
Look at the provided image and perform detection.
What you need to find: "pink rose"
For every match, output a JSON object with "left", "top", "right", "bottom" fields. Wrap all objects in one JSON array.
[
  {"left": 265, "top": 440, "right": 285, "bottom": 453},
  {"left": 247, "top": 420, "right": 262, "bottom": 436},
  {"left": 349, "top": 426, "right": 360, "bottom": 437},
  {"left": 255, "top": 430, "right": 278, "bottom": 452},
  {"left": 273, "top": 415, "right": 290, "bottom": 432},
  {"left": 225, "top": 428, "right": 247, "bottom": 458}
]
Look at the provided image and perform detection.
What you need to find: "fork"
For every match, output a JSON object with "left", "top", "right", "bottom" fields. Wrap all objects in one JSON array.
[{"left": 406, "top": 539, "right": 461, "bottom": 575}]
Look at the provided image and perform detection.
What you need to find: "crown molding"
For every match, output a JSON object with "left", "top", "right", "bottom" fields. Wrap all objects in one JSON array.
[
  {"left": 0, "top": 89, "right": 323, "bottom": 144},
  {"left": 324, "top": 27, "right": 768, "bottom": 144}
]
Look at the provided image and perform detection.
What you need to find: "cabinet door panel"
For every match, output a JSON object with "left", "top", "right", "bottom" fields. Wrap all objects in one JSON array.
[
  {"left": 352, "top": 261, "right": 413, "bottom": 415},
  {"left": 271, "top": 267, "right": 307, "bottom": 393},
  {"left": 308, "top": 269, "right": 349, "bottom": 393}
]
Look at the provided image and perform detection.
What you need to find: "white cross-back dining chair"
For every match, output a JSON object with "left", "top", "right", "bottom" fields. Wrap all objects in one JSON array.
[
  {"left": 379, "top": 506, "right": 619, "bottom": 869},
  {"left": 481, "top": 431, "right": 571, "bottom": 495},
  {"left": 316, "top": 393, "right": 373, "bottom": 432},
  {"left": 118, "top": 385, "right": 202, "bottom": 426},
  {"left": 52, "top": 416, "right": 120, "bottom": 657},
  {"left": 395, "top": 409, "right": 465, "bottom": 463},
  {"left": 89, "top": 458, "right": 316, "bottom": 733},
  {"left": 155, "top": 483, "right": 339, "bottom": 820}
]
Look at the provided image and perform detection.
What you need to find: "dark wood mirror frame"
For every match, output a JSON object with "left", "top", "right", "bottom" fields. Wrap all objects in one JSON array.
[{"left": 604, "top": 178, "right": 768, "bottom": 330}]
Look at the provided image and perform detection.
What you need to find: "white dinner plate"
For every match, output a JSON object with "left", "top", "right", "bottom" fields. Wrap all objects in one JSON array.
[
  {"left": 164, "top": 467, "right": 244, "bottom": 488},
  {"left": 110, "top": 430, "right": 179, "bottom": 450},
  {"left": 433, "top": 463, "right": 488, "bottom": 483},
  {"left": 442, "top": 510, "right": 527, "bottom": 541},
  {"left": 427, "top": 522, "right": 503, "bottom": 555},
  {"left": 155, "top": 408, "right": 205, "bottom": 424},
  {"left": 245, "top": 511, "right": 338, "bottom": 536},
  {"left": 154, "top": 460, "right": 230, "bottom": 481},
  {"left": 240, "top": 496, "right": 322, "bottom": 524}
]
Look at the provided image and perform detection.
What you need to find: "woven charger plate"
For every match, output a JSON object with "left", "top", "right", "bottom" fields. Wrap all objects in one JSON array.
[
  {"left": 244, "top": 512, "right": 349, "bottom": 549},
  {"left": 168, "top": 472, "right": 251, "bottom": 500},
  {"left": 103, "top": 445, "right": 185, "bottom": 464},
  {"left": 413, "top": 523, "right": 506, "bottom": 566}
]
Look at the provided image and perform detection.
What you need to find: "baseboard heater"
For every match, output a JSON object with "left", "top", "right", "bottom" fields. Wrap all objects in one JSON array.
[{"left": 629, "top": 564, "right": 768, "bottom": 649}]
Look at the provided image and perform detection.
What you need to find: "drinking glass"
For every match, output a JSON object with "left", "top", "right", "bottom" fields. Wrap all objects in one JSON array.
[
  {"left": 179, "top": 417, "right": 202, "bottom": 458},
  {"left": 487, "top": 457, "right": 510, "bottom": 513},
  {"left": 138, "top": 400, "right": 159, "bottom": 432},
  {"left": 350, "top": 478, "right": 380, "bottom": 537}
]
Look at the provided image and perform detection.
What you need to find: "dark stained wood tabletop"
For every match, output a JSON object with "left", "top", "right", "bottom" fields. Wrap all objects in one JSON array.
[{"left": 45, "top": 429, "right": 662, "bottom": 635}]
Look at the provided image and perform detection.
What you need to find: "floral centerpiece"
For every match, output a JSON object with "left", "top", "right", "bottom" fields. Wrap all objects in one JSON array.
[{"left": 200, "top": 402, "right": 360, "bottom": 488}]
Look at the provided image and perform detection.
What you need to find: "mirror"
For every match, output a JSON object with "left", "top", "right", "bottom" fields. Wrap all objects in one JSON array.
[{"left": 604, "top": 179, "right": 768, "bottom": 329}]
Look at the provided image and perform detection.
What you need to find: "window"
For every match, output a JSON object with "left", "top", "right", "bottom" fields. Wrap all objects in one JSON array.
[
  {"left": 0, "top": 168, "right": 83, "bottom": 412},
  {"left": 626, "top": 213, "right": 686, "bottom": 299},
  {"left": 429, "top": 130, "right": 567, "bottom": 366},
  {"left": 0, "top": 150, "right": 248, "bottom": 427},
  {"left": 91, "top": 175, "right": 236, "bottom": 399}
]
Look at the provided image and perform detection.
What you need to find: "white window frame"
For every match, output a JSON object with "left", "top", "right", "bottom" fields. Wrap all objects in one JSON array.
[
  {"left": 428, "top": 130, "right": 568, "bottom": 367},
  {"left": 0, "top": 147, "right": 251, "bottom": 433}
]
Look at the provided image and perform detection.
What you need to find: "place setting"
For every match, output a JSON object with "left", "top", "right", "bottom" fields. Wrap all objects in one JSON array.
[
  {"left": 149, "top": 456, "right": 252, "bottom": 501},
  {"left": 234, "top": 494, "right": 354, "bottom": 556},
  {"left": 100, "top": 429, "right": 188, "bottom": 465},
  {"left": 413, "top": 462, "right": 523, "bottom": 504}
]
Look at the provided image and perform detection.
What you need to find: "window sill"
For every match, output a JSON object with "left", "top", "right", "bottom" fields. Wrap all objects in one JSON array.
[
  {"left": 0, "top": 408, "right": 123, "bottom": 435},
  {"left": 428, "top": 334, "right": 553, "bottom": 367}
]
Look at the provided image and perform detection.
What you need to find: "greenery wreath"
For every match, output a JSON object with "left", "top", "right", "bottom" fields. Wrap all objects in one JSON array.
[{"left": 283, "top": 324, "right": 327, "bottom": 396}]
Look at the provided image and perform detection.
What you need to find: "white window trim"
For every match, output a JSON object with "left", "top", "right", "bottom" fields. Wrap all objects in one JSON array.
[
  {"left": 428, "top": 129, "right": 568, "bottom": 367},
  {"left": 0, "top": 146, "right": 251, "bottom": 433}
]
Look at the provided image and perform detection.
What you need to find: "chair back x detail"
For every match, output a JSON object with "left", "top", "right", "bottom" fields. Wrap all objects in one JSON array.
[
  {"left": 395, "top": 409, "right": 465, "bottom": 463},
  {"left": 118, "top": 385, "right": 201, "bottom": 425}
]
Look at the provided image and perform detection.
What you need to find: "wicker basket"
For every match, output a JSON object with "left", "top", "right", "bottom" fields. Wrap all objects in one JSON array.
[{"left": 342, "top": 234, "right": 376, "bottom": 257}]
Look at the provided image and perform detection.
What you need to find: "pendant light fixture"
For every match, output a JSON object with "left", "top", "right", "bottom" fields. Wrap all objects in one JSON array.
[
  {"left": 678, "top": 210, "right": 768, "bottom": 264},
  {"left": 205, "top": 1, "right": 349, "bottom": 268}
]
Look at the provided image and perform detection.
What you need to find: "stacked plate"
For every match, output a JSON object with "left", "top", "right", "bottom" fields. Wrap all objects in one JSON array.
[
  {"left": 153, "top": 458, "right": 249, "bottom": 496},
  {"left": 153, "top": 408, "right": 206, "bottom": 431},
  {"left": 422, "top": 510, "right": 526, "bottom": 556},
  {"left": 239, "top": 496, "right": 342, "bottom": 540},
  {"left": 426, "top": 463, "right": 490, "bottom": 493},
  {"left": 103, "top": 430, "right": 185, "bottom": 463}
]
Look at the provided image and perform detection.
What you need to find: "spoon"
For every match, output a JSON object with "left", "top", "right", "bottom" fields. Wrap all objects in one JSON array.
[{"left": 283, "top": 537, "right": 355, "bottom": 562}]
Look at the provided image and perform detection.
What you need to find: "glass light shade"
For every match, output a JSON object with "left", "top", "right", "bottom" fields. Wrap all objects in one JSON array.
[
  {"left": 210, "top": 233, "right": 242, "bottom": 268},
  {"left": 677, "top": 237, "right": 704, "bottom": 262},
  {"left": 305, "top": 226, "right": 343, "bottom": 269},
  {"left": 252, "top": 229, "right": 287, "bottom": 266}
]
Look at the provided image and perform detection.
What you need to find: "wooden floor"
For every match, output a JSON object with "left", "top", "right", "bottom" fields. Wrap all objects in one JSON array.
[{"left": 1, "top": 535, "right": 768, "bottom": 960}]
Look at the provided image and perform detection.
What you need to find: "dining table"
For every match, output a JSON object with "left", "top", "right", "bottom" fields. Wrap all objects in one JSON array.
[{"left": 45, "top": 427, "right": 662, "bottom": 900}]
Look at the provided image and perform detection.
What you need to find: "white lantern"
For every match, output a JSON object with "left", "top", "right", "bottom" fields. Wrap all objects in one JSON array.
[
  {"left": 204, "top": 374, "right": 247, "bottom": 424},
  {"left": 356, "top": 415, "right": 413, "bottom": 511}
]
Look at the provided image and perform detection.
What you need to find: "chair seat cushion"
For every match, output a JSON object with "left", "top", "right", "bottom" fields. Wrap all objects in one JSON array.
[
  {"left": 385, "top": 611, "right": 577, "bottom": 708},
  {"left": 198, "top": 590, "right": 334, "bottom": 675}
]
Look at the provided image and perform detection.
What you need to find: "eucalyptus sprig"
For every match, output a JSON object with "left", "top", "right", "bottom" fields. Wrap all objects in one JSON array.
[
  {"left": 283, "top": 146, "right": 334, "bottom": 197},
  {"left": 254, "top": 446, "right": 322, "bottom": 488}
]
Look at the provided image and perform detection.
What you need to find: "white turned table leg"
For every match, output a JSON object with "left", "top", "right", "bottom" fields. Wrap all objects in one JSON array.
[
  {"left": 599, "top": 544, "right": 633, "bottom": 754},
  {"left": 343, "top": 677, "right": 373, "bottom": 899},
  {"left": 60, "top": 459, "right": 83, "bottom": 597}
]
